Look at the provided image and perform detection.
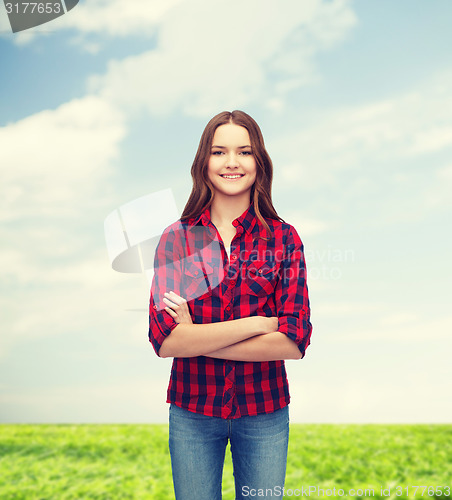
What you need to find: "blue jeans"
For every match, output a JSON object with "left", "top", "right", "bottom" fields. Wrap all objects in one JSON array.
[{"left": 168, "top": 403, "right": 289, "bottom": 500}]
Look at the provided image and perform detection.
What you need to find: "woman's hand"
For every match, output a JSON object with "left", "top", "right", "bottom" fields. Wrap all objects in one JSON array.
[
  {"left": 242, "top": 316, "right": 279, "bottom": 335},
  {"left": 163, "top": 291, "right": 193, "bottom": 325}
]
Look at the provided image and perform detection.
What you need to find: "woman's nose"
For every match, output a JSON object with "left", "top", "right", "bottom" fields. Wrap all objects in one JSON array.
[{"left": 225, "top": 153, "right": 240, "bottom": 167}]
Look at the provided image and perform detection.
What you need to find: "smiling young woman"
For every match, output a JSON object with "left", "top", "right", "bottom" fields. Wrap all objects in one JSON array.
[{"left": 148, "top": 110, "right": 313, "bottom": 500}]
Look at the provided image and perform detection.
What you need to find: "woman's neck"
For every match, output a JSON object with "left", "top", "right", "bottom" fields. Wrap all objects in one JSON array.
[{"left": 210, "top": 193, "right": 251, "bottom": 228}]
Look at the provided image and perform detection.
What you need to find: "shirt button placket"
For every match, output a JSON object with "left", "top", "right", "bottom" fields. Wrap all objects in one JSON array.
[
  {"left": 225, "top": 247, "right": 238, "bottom": 317},
  {"left": 223, "top": 361, "right": 235, "bottom": 418},
  {"left": 223, "top": 223, "right": 240, "bottom": 418}
]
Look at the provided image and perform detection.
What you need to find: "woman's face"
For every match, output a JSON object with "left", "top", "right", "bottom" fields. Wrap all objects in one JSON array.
[{"left": 207, "top": 123, "right": 257, "bottom": 199}]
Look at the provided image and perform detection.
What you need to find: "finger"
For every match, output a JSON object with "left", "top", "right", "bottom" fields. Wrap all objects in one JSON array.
[
  {"left": 165, "top": 291, "right": 187, "bottom": 304},
  {"left": 164, "top": 306, "right": 177, "bottom": 317},
  {"left": 163, "top": 297, "right": 180, "bottom": 309},
  {"left": 163, "top": 298, "right": 182, "bottom": 311},
  {"left": 163, "top": 297, "right": 183, "bottom": 309},
  {"left": 166, "top": 292, "right": 184, "bottom": 305}
]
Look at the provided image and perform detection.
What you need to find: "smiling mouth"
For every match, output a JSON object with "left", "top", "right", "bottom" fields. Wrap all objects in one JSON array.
[{"left": 220, "top": 174, "right": 244, "bottom": 179}]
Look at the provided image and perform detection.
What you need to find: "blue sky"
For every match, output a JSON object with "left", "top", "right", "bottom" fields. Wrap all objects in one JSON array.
[{"left": 1, "top": 0, "right": 451, "bottom": 423}]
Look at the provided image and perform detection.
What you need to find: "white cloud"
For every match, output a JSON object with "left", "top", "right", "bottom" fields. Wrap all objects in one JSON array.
[
  {"left": 0, "top": 3, "right": 10, "bottom": 32},
  {"left": 380, "top": 312, "right": 419, "bottom": 327},
  {"left": 289, "top": 375, "right": 452, "bottom": 423},
  {"left": 314, "top": 302, "right": 380, "bottom": 316},
  {"left": 0, "top": 255, "right": 149, "bottom": 356},
  {"left": 4, "top": 0, "right": 356, "bottom": 61},
  {"left": 87, "top": 0, "right": 356, "bottom": 118},
  {"left": 280, "top": 210, "right": 329, "bottom": 236},
  {"left": 3, "top": 1, "right": 357, "bottom": 116},
  {"left": 274, "top": 71, "right": 452, "bottom": 188},
  {"left": 437, "top": 164, "right": 452, "bottom": 180},
  {"left": 412, "top": 126, "right": 452, "bottom": 154},
  {"left": 0, "top": 95, "right": 126, "bottom": 221},
  {"left": 0, "top": 95, "right": 130, "bottom": 357},
  {"left": 332, "top": 315, "right": 452, "bottom": 342},
  {"left": 63, "top": 0, "right": 182, "bottom": 36},
  {"left": 0, "top": 376, "right": 172, "bottom": 423},
  {"left": 5, "top": 0, "right": 184, "bottom": 46}
]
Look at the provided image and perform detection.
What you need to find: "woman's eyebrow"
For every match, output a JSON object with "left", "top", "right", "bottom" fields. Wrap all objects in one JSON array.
[{"left": 211, "top": 145, "right": 252, "bottom": 149}]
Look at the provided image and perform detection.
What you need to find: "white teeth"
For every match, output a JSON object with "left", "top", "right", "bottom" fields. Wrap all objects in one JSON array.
[{"left": 221, "top": 175, "right": 243, "bottom": 179}]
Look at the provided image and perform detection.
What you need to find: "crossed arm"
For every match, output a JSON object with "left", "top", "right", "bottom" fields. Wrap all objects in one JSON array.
[
  {"left": 158, "top": 291, "right": 301, "bottom": 361},
  {"left": 205, "top": 331, "right": 302, "bottom": 361}
]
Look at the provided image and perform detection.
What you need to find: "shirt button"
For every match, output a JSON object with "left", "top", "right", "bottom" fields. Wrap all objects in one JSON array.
[
  {"left": 258, "top": 269, "right": 263, "bottom": 274},
  {"left": 153, "top": 305, "right": 158, "bottom": 310},
  {"left": 230, "top": 280, "right": 236, "bottom": 286},
  {"left": 226, "top": 306, "right": 231, "bottom": 311},
  {"left": 231, "top": 254, "right": 237, "bottom": 261},
  {"left": 232, "top": 220, "right": 238, "bottom": 227}
]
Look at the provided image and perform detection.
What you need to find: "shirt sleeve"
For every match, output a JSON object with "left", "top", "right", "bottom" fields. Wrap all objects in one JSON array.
[
  {"left": 148, "top": 225, "right": 182, "bottom": 357},
  {"left": 274, "top": 225, "right": 313, "bottom": 358}
]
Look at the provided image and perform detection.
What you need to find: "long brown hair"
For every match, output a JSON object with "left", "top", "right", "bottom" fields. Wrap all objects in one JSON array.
[{"left": 180, "top": 110, "right": 285, "bottom": 240}]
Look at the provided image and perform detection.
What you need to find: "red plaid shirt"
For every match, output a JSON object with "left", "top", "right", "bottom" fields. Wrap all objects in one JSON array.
[{"left": 148, "top": 203, "right": 312, "bottom": 419}]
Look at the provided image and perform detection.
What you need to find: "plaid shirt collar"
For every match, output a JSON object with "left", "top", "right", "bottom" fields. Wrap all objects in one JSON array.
[{"left": 188, "top": 202, "right": 261, "bottom": 235}]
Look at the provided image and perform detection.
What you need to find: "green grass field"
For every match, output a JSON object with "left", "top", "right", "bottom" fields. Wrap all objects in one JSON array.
[{"left": 0, "top": 424, "right": 450, "bottom": 499}]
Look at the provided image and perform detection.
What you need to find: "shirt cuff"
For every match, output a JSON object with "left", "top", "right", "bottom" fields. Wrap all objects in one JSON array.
[
  {"left": 149, "top": 306, "right": 178, "bottom": 357},
  {"left": 278, "top": 315, "right": 311, "bottom": 358}
]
